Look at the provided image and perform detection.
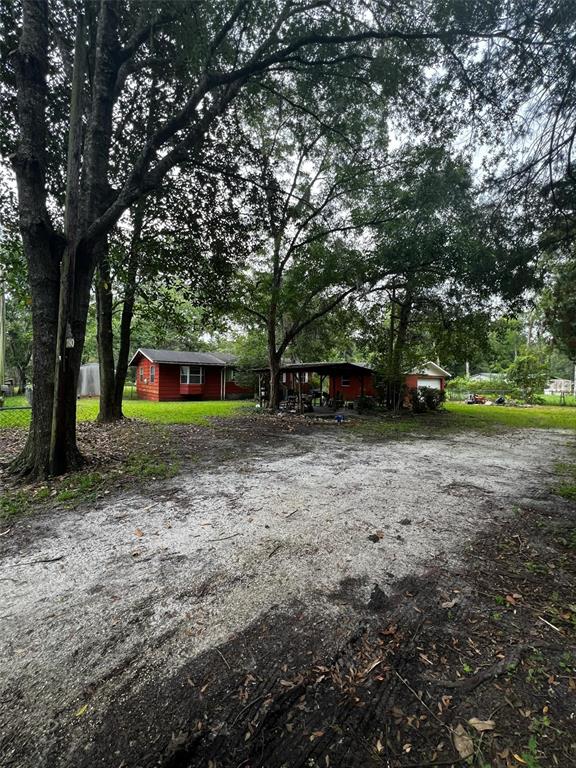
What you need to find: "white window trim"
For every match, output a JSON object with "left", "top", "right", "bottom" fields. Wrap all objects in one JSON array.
[
  {"left": 150, "top": 365, "right": 155, "bottom": 383},
  {"left": 341, "top": 375, "right": 351, "bottom": 386},
  {"left": 180, "top": 365, "right": 204, "bottom": 385},
  {"left": 139, "top": 366, "right": 144, "bottom": 382}
]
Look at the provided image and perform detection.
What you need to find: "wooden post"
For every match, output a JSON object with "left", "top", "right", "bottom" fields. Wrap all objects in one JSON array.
[{"left": 297, "top": 371, "right": 302, "bottom": 413}]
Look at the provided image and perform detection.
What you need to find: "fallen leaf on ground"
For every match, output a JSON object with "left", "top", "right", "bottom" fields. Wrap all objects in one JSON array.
[
  {"left": 441, "top": 598, "right": 458, "bottom": 608},
  {"left": 453, "top": 723, "right": 474, "bottom": 759},
  {"left": 468, "top": 717, "right": 496, "bottom": 732},
  {"left": 134, "top": 528, "right": 144, "bottom": 537},
  {"left": 74, "top": 704, "right": 88, "bottom": 717}
]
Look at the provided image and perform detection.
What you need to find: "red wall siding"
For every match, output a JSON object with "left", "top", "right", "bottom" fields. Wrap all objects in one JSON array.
[
  {"left": 135, "top": 356, "right": 160, "bottom": 401},
  {"left": 158, "top": 364, "right": 181, "bottom": 400},
  {"left": 225, "top": 380, "right": 252, "bottom": 398},
  {"left": 329, "top": 372, "right": 375, "bottom": 400},
  {"left": 203, "top": 367, "right": 222, "bottom": 399}
]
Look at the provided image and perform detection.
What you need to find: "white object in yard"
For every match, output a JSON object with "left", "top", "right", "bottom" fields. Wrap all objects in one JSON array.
[
  {"left": 544, "top": 378, "right": 573, "bottom": 395},
  {"left": 77, "top": 363, "right": 100, "bottom": 397}
]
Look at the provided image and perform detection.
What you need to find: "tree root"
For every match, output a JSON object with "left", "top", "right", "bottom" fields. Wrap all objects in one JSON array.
[{"left": 428, "top": 641, "right": 576, "bottom": 693}]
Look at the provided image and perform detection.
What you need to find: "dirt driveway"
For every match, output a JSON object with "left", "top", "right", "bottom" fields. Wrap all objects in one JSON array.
[{"left": 0, "top": 425, "right": 572, "bottom": 767}]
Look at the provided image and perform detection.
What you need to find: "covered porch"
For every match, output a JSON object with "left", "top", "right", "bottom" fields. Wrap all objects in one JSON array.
[{"left": 256, "top": 361, "right": 376, "bottom": 411}]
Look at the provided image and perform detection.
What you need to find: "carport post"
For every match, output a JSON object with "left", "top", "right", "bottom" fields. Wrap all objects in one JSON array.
[{"left": 297, "top": 371, "right": 302, "bottom": 413}]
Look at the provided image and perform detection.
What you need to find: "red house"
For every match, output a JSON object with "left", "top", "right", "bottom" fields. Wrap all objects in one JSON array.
[{"left": 129, "top": 348, "right": 251, "bottom": 402}]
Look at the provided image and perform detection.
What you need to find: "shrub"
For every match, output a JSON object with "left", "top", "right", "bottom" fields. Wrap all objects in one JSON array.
[
  {"left": 404, "top": 386, "right": 445, "bottom": 412},
  {"left": 356, "top": 395, "right": 377, "bottom": 413},
  {"left": 420, "top": 386, "right": 446, "bottom": 411}
]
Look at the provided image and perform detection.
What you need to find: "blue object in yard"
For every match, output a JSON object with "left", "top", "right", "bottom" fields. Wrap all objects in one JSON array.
[{"left": 335, "top": 414, "right": 344, "bottom": 424}]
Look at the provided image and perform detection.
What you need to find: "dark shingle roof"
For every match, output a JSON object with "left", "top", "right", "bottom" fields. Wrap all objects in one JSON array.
[
  {"left": 129, "top": 348, "right": 235, "bottom": 367},
  {"left": 253, "top": 361, "right": 374, "bottom": 373}
]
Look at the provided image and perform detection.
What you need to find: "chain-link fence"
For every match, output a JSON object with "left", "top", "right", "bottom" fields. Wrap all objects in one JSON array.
[
  {"left": 446, "top": 386, "right": 576, "bottom": 405},
  {"left": 0, "top": 405, "right": 32, "bottom": 429},
  {"left": 445, "top": 386, "right": 517, "bottom": 402}
]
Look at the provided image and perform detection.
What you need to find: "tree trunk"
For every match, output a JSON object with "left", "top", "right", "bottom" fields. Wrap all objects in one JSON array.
[
  {"left": 267, "top": 301, "right": 281, "bottom": 409},
  {"left": 97, "top": 198, "right": 145, "bottom": 421},
  {"left": 10, "top": 0, "right": 63, "bottom": 478},
  {"left": 96, "top": 252, "right": 116, "bottom": 422},
  {"left": 391, "top": 292, "right": 412, "bottom": 412},
  {"left": 111, "top": 222, "right": 141, "bottom": 418},
  {"left": 268, "top": 354, "right": 282, "bottom": 411}
]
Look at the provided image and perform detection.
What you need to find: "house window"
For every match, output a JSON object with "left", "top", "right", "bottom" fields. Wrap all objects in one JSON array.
[
  {"left": 180, "top": 365, "right": 204, "bottom": 385},
  {"left": 150, "top": 365, "right": 155, "bottom": 384},
  {"left": 225, "top": 367, "right": 235, "bottom": 382},
  {"left": 281, "top": 372, "right": 287, "bottom": 384},
  {"left": 341, "top": 375, "right": 350, "bottom": 386},
  {"left": 139, "top": 366, "right": 144, "bottom": 382}
]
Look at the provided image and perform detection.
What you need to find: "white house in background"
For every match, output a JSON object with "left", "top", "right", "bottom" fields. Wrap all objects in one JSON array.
[
  {"left": 469, "top": 371, "right": 506, "bottom": 382},
  {"left": 544, "top": 378, "right": 573, "bottom": 395}
]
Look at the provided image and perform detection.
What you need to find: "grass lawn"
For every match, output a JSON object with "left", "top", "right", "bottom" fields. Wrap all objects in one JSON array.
[
  {"left": 444, "top": 401, "right": 576, "bottom": 430},
  {"left": 3, "top": 395, "right": 576, "bottom": 431},
  {"left": 0, "top": 397, "right": 253, "bottom": 428},
  {"left": 76, "top": 397, "right": 252, "bottom": 424}
]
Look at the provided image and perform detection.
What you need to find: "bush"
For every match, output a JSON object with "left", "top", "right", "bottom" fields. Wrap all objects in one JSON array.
[
  {"left": 356, "top": 395, "right": 377, "bottom": 413},
  {"left": 420, "top": 386, "right": 446, "bottom": 411},
  {"left": 405, "top": 386, "right": 445, "bottom": 412}
]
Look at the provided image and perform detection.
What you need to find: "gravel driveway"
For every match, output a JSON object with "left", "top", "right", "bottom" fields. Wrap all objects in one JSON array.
[{"left": 0, "top": 427, "right": 569, "bottom": 767}]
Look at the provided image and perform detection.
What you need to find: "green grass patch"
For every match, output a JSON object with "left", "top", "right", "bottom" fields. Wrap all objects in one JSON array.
[
  {"left": 352, "top": 401, "right": 576, "bottom": 441},
  {"left": 123, "top": 452, "right": 180, "bottom": 479},
  {"left": 0, "top": 398, "right": 253, "bottom": 429},
  {"left": 54, "top": 471, "right": 104, "bottom": 504},
  {"left": 444, "top": 402, "right": 576, "bottom": 431},
  {"left": 553, "top": 461, "right": 576, "bottom": 500}
]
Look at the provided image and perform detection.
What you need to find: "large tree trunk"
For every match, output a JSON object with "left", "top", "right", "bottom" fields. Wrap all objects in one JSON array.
[
  {"left": 96, "top": 253, "right": 116, "bottom": 422},
  {"left": 268, "top": 354, "right": 282, "bottom": 411},
  {"left": 15, "top": 248, "right": 61, "bottom": 477},
  {"left": 10, "top": 0, "right": 62, "bottom": 477}
]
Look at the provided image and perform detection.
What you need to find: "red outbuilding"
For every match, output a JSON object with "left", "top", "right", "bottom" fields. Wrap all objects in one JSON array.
[
  {"left": 129, "top": 348, "right": 251, "bottom": 402},
  {"left": 404, "top": 361, "right": 450, "bottom": 392}
]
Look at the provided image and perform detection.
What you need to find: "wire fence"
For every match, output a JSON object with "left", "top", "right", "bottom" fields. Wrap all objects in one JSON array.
[
  {"left": 0, "top": 405, "right": 32, "bottom": 429},
  {"left": 446, "top": 386, "right": 576, "bottom": 406}
]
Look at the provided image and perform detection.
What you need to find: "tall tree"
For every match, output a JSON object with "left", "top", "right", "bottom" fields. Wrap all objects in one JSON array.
[
  {"left": 1, "top": 0, "right": 558, "bottom": 475},
  {"left": 364, "top": 145, "right": 534, "bottom": 402},
  {"left": 231, "top": 99, "right": 384, "bottom": 408}
]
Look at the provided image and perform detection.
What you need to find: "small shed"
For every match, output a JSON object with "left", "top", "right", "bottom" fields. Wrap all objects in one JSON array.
[{"left": 404, "top": 361, "right": 450, "bottom": 391}]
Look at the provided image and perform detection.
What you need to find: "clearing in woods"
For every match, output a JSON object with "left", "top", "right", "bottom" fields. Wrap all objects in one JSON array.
[{"left": 1, "top": 416, "right": 575, "bottom": 767}]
